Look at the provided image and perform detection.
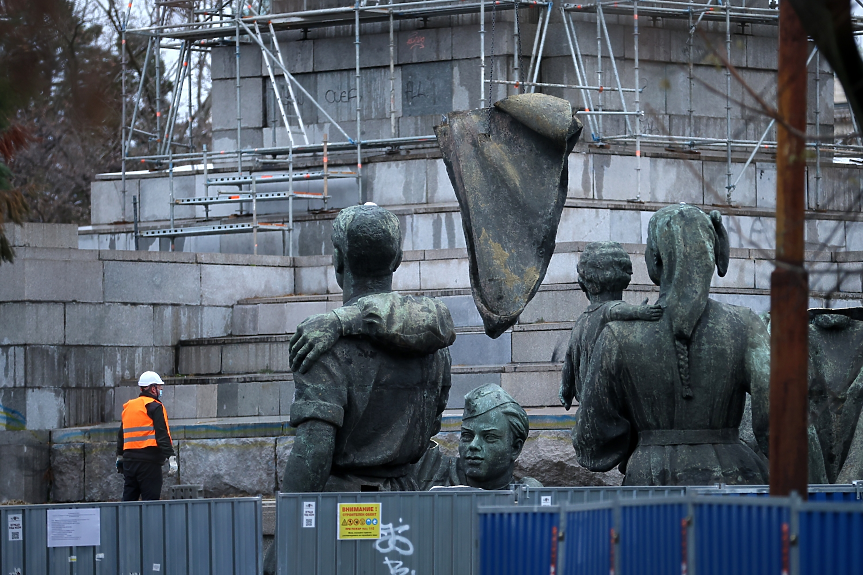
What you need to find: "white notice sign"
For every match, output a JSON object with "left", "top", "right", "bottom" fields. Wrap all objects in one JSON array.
[
  {"left": 47, "top": 509, "right": 101, "bottom": 548},
  {"left": 8, "top": 514, "right": 22, "bottom": 541},
  {"left": 302, "top": 502, "right": 316, "bottom": 528}
]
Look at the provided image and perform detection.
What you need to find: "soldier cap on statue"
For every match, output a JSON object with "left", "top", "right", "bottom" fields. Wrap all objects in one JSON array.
[{"left": 464, "top": 384, "right": 520, "bottom": 420}]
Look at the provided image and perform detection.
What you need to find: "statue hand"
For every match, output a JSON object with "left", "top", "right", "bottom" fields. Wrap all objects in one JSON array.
[
  {"left": 559, "top": 381, "right": 574, "bottom": 410},
  {"left": 290, "top": 312, "right": 341, "bottom": 373},
  {"left": 636, "top": 304, "right": 663, "bottom": 321}
]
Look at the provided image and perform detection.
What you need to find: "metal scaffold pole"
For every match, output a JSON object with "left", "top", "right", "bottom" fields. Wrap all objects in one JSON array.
[
  {"left": 125, "top": 38, "right": 154, "bottom": 155},
  {"left": 561, "top": 8, "right": 597, "bottom": 138},
  {"left": 596, "top": 4, "right": 603, "bottom": 139},
  {"left": 169, "top": 149, "right": 175, "bottom": 250},
  {"left": 597, "top": 4, "right": 633, "bottom": 134},
  {"left": 814, "top": 48, "right": 822, "bottom": 210},
  {"left": 480, "top": 0, "right": 486, "bottom": 108},
  {"left": 770, "top": 0, "right": 809, "bottom": 500},
  {"left": 155, "top": 29, "right": 161, "bottom": 145},
  {"left": 355, "top": 0, "right": 363, "bottom": 204},
  {"left": 187, "top": 34, "right": 194, "bottom": 151},
  {"left": 235, "top": 0, "right": 243, "bottom": 177},
  {"left": 725, "top": 0, "right": 733, "bottom": 204},
  {"left": 526, "top": 2, "right": 551, "bottom": 93},
  {"left": 513, "top": 1, "right": 520, "bottom": 95},
  {"left": 687, "top": 5, "right": 694, "bottom": 140},
  {"left": 121, "top": 5, "right": 128, "bottom": 221},
  {"left": 389, "top": 2, "right": 397, "bottom": 137},
  {"left": 252, "top": 178, "right": 258, "bottom": 256},
  {"left": 633, "top": 0, "right": 641, "bottom": 201}
]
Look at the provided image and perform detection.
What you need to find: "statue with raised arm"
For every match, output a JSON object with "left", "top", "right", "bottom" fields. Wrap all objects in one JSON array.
[
  {"left": 574, "top": 204, "right": 770, "bottom": 485},
  {"left": 415, "top": 384, "right": 541, "bottom": 490},
  {"left": 281, "top": 204, "right": 455, "bottom": 493},
  {"left": 559, "top": 241, "right": 662, "bottom": 411}
]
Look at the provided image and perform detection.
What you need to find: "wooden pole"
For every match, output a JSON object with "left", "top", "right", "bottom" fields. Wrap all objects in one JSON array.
[{"left": 770, "top": 1, "right": 809, "bottom": 499}]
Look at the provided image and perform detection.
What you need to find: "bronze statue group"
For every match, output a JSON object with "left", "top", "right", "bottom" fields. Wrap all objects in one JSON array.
[
  {"left": 263, "top": 93, "right": 863, "bottom": 573},
  {"left": 281, "top": 201, "right": 863, "bottom": 499}
]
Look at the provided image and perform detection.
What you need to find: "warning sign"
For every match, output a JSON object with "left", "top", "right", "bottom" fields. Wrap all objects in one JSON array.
[{"left": 337, "top": 503, "right": 381, "bottom": 540}]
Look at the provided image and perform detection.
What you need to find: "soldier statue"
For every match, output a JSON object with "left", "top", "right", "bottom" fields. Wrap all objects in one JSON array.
[{"left": 281, "top": 204, "right": 456, "bottom": 492}]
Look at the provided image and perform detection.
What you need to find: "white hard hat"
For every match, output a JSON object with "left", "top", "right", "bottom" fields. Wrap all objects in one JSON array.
[{"left": 138, "top": 371, "right": 164, "bottom": 387}]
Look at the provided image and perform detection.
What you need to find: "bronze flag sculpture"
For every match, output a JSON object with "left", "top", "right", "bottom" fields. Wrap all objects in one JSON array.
[{"left": 435, "top": 93, "right": 583, "bottom": 338}]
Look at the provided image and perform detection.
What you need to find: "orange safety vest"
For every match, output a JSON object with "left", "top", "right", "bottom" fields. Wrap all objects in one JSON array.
[{"left": 122, "top": 396, "right": 172, "bottom": 451}]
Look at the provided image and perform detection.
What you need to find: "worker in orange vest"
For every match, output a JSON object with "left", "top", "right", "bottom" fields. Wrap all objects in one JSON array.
[{"left": 116, "top": 371, "right": 177, "bottom": 501}]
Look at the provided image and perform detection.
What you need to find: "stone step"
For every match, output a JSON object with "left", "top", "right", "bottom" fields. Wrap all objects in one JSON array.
[
  {"left": 148, "top": 360, "right": 565, "bottom": 417},
  {"left": 226, "top": 242, "right": 862, "bottom": 327},
  {"left": 179, "top": 322, "right": 575, "bottom": 374}
]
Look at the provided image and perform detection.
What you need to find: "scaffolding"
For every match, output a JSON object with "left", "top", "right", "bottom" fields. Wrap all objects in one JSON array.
[
  {"left": 556, "top": 0, "right": 863, "bottom": 204},
  {"left": 118, "top": 0, "right": 863, "bottom": 255},
  {"left": 120, "top": 0, "right": 552, "bottom": 255}
]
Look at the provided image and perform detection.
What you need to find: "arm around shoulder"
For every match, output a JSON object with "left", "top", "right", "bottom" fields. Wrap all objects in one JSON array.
[
  {"left": 347, "top": 293, "right": 456, "bottom": 354},
  {"left": 606, "top": 302, "right": 663, "bottom": 322}
]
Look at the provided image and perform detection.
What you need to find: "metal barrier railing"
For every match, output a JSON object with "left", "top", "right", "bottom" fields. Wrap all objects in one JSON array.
[
  {"left": 0, "top": 498, "right": 262, "bottom": 575},
  {"left": 515, "top": 483, "right": 863, "bottom": 505},
  {"left": 689, "top": 482, "right": 863, "bottom": 501},
  {"left": 516, "top": 485, "right": 688, "bottom": 507}
]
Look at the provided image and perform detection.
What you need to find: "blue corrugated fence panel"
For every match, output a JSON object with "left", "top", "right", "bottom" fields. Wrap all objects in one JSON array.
[
  {"left": 478, "top": 507, "right": 559, "bottom": 575},
  {"left": 799, "top": 502, "right": 863, "bottom": 575},
  {"left": 560, "top": 505, "right": 613, "bottom": 575},
  {"left": 620, "top": 501, "right": 688, "bottom": 575},
  {"left": 694, "top": 498, "right": 790, "bottom": 575}
]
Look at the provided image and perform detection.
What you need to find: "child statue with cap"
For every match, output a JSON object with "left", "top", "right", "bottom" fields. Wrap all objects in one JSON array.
[{"left": 415, "top": 384, "right": 541, "bottom": 490}]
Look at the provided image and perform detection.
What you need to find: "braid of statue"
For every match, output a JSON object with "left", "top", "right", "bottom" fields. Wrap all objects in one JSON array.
[{"left": 674, "top": 337, "right": 693, "bottom": 398}]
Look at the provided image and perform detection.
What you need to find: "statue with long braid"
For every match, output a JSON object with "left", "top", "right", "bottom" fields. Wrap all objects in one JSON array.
[{"left": 573, "top": 204, "right": 770, "bottom": 485}]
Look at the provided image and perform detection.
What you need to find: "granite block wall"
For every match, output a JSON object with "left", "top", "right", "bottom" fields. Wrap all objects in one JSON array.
[{"left": 0, "top": 224, "right": 296, "bottom": 431}]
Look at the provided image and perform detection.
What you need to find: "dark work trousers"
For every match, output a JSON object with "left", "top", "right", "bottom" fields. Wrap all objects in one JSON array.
[{"left": 122, "top": 460, "right": 163, "bottom": 501}]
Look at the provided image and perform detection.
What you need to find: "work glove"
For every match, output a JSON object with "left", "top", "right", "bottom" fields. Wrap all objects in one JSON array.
[
  {"left": 115, "top": 456, "right": 123, "bottom": 474},
  {"left": 167, "top": 455, "right": 178, "bottom": 477}
]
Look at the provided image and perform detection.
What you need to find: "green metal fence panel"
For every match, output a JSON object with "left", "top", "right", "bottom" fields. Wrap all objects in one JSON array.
[{"left": 275, "top": 489, "right": 514, "bottom": 575}]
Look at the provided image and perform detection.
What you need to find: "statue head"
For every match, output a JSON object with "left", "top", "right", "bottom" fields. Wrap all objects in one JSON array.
[
  {"left": 645, "top": 204, "right": 730, "bottom": 397},
  {"left": 332, "top": 204, "right": 403, "bottom": 302},
  {"left": 577, "top": 241, "right": 633, "bottom": 301},
  {"left": 459, "top": 384, "right": 529, "bottom": 489}
]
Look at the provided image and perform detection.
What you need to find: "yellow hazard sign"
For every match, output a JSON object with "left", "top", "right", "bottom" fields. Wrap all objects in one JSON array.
[{"left": 337, "top": 503, "right": 381, "bottom": 540}]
